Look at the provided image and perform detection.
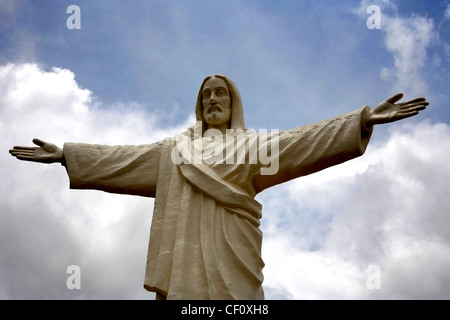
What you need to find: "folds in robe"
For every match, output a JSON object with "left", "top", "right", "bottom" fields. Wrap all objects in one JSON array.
[{"left": 63, "top": 106, "right": 373, "bottom": 300}]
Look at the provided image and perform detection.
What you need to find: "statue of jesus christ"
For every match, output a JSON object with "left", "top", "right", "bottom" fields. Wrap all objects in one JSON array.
[{"left": 9, "top": 74, "right": 428, "bottom": 300}]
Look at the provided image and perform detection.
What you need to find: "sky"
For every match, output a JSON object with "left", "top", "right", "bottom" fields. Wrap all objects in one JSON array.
[{"left": 1, "top": 0, "right": 450, "bottom": 300}]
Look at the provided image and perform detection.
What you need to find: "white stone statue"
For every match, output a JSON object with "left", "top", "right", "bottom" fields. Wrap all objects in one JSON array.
[{"left": 9, "top": 74, "right": 428, "bottom": 300}]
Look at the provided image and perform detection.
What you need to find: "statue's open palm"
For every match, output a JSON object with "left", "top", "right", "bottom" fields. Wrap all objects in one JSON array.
[
  {"left": 366, "top": 93, "right": 429, "bottom": 126},
  {"left": 9, "top": 138, "right": 63, "bottom": 164}
]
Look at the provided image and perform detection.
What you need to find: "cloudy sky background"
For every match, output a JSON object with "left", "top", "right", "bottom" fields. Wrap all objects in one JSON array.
[{"left": 1, "top": 0, "right": 449, "bottom": 299}]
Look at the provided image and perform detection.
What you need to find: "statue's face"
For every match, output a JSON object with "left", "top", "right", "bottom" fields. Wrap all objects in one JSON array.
[{"left": 202, "top": 77, "right": 231, "bottom": 129}]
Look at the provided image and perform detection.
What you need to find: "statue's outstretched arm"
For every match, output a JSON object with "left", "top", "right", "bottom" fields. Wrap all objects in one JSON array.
[
  {"left": 365, "top": 93, "right": 429, "bottom": 127},
  {"left": 9, "top": 138, "right": 63, "bottom": 164}
]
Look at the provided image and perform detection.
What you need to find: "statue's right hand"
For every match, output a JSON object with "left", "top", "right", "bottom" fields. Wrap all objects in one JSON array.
[{"left": 9, "top": 138, "right": 63, "bottom": 164}]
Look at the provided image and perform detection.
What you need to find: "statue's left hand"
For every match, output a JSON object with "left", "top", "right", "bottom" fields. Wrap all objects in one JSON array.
[{"left": 365, "top": 93, "right": 429, "bottom": 127}]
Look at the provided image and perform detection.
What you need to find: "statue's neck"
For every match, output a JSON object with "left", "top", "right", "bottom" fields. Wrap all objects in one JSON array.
[{"left": 204, "top": 124, "right": 229, "bottom": 136}]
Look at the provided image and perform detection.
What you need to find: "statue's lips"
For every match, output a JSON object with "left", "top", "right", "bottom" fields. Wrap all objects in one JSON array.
[{"left": 207, "top": 105, "right": 223, "bottom": 113}]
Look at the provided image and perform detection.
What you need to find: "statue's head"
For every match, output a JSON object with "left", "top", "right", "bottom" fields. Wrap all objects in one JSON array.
[{"left": 196, "top": 74, "right": 245, "bottom": 133}]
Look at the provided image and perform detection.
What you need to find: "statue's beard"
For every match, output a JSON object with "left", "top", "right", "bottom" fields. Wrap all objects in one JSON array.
[
  {"left": 204, "top": 107, "right": 230, "bottom": 126},
  {"left": 205, "top": 111, "right": 224, "bottom": 122}
]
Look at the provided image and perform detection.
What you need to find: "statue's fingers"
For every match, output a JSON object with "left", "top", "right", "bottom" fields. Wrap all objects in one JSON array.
[
  {"left": 386, "top": 93, "right": 404, "bottom": 104},
  {"left": 399, "top": 97, "right": 427, "bottom": 106},
  {"left": 399, "top": 101, "right": 429, "bottom": 110},
  {"left": 11, "top": 146, "right": 36, "bottom": 151},
  {"left": 398, "top": 110, "right": 420, "bottom": 119},
  {"left": 16, "top": 155, "right": 38, "bottom": 162},
  {"left": 9, "top": 149, "right": 19, "bottom": 155},
  {"left": 9, "top": 147, "right": 35, "bottom": 157},
  {"left": 9, "top": 149, "right": 35, "bottom": 157}
]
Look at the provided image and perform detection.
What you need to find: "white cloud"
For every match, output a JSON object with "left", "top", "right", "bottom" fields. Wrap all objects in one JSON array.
[
  {"left": 382, "top": 14, "right": 435, "bottom": 97},
  {"left": 354, "top": 0, "right": 437, "bottom": 98},
  {"left": 445, "top": 3, "right": 450, "bottom": 20},
  {"left": 261, "top": 120, "right": 450, "bottom": 299}
]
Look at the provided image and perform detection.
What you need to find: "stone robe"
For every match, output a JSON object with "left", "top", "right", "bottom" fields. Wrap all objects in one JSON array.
[{"left": 62, "top": 106, "right": 373, "bottom": 299}]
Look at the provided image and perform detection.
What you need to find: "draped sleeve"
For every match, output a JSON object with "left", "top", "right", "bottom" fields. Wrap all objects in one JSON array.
[
  {"left": 63, "top": 141, "right": 162, "bottom": 198},
  {"left": 253, "top": 106, "right": 373, "bottom": 193}
]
